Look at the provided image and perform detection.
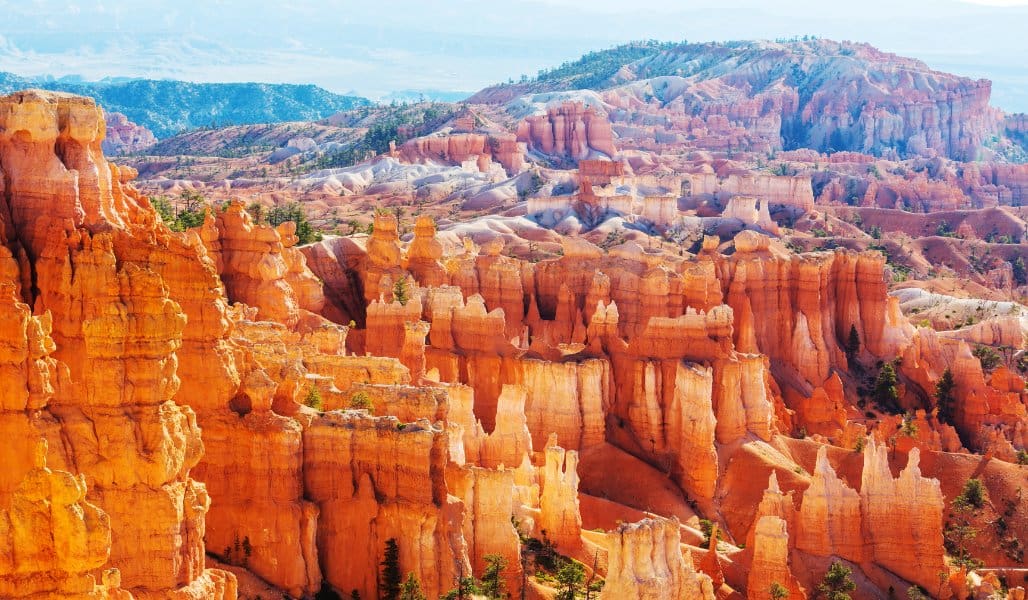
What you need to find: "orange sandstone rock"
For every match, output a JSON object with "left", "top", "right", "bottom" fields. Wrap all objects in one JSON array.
[
  {"left": 539, "top": 434, "right": 582, "bottom": 550},
  {"left": 603, "top": 517, "right": 715, "bottom": 600}
]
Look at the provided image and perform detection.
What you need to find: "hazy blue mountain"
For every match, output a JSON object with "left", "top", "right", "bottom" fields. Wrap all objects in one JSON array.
[{"left": 0, "top": 72, "right": 371, "bottom": 138}]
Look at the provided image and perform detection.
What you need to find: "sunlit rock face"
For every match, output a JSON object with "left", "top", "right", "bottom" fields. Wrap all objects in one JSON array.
[
  {"left": 0, "top": 89, "right": 237, "bottom": 599},
  {"left": 2, "top": 88, "right": 1023, "bottom": 600}
]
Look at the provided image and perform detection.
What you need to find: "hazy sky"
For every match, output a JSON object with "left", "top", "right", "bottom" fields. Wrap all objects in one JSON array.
[{"left": 1, "top": 0, "right": 1027, "bottom": 111}]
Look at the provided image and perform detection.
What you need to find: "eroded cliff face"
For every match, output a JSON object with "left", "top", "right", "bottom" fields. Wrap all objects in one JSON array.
[
  {"left": 320, "top": 209, "right": 1023, "bottom": 598},
  {"left": 398, "top": 133, "right": 526, "bottom": 175},
  {"left": 3, "top": 89, "right": 1024, "bottom": 600},
  {"left": 603, "top": 517, "right": 715, "bottom": 600},
  {"left": 516, "top": 101, "right": 617, "bottom": 161},
  {"left": 0, "top": 90, "right": 236, "bottom": 599}
]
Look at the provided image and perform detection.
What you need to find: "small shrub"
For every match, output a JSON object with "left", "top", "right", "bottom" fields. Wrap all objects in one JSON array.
[
  {"left": 698, "top": 519, "right": 721, "bottom": 546},
  {"left": 972, "top": 345, "right": 1002, "bottom": 371},
  {"left": 901, "top": 413, "right": 918, "bottom": 437},
  {"left": 303, "top": 386, "right": 323, "bottom": 411},
  {"left": 955, "top": 478, "right": 985, "bottom": 509},
  {"left": 348, "top": 391, "right": 373, "bottom": 412}
]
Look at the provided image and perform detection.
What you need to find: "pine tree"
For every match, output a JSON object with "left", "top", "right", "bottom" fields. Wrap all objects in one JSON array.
[
  {"left": 393, "top": 276, "right": 409, "bottom": 306},
  {"left": 873, "top": 362, "right": 900, "bottom": 412},
  {"left": 380, "top": 539, "right": 402, "bottom": 600},
  {"left": 480, "top": 554, "right": 507, "bottom": 599},
  {"left": 845, "top": 325, "right": 860, "bottom": 363},
  {"left": 770, "top": 582, "right": 790, "bottom": 600},
  {"left": 555, "top": 560, "right": 584, "bottom": 600},
  {"left": 934, "top": 368, "right": 956, "bottom": 425},
  {"left": 816, "top": 562, "right": 855, "bottom": 600},
  {"left": 398, "top": 573, "right": 426, "bottom": 600}
]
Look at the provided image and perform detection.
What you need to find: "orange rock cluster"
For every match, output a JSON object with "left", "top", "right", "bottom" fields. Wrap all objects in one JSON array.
[
  {"left": 2, "top": 90, "right": 1024, "bottom": 600},
  {"left": 516, "top": 101, "right": 618, "bottom": 161}
]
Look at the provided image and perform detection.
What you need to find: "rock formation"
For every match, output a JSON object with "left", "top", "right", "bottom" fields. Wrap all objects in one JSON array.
[
  {"left": 604, "top": 517, "right": 715, "bottom": 600},
  {"left": 517, "top": 102, "right": 617, "bottom": 160},
  {"left": 0, "top": 89, "right": 235, "bottom": 598},
  {"left": 102, "top": 112, "right": 156, "bottom": 155},
  {"left": 4, "top": 87, "right": 1025, "bottom": 600},
  {"left": 539, "top": 434, "right": 582, "bottom": 550},
  {"left": 860, "top": 441, "right": 947, "bottom": 592}
]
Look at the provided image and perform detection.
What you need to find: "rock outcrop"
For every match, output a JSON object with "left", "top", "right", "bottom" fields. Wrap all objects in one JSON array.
[
  {"left": 517, "top": 102, "right": 617, "bottom": 161},
  {"left": 102, "top": 112, "right": 156, "bottom": 155},
  {"left": 604, "top": 517, "right": 715, "bottom": 600},
  {"left": 0, "top": 89, "right": 235, "bottom": 599},
  {"left": 5, "top": 87, "right": 1025, "bottom": 600},
  {"left": 860, "top": 441, "right": 947, "bottom": 592}
]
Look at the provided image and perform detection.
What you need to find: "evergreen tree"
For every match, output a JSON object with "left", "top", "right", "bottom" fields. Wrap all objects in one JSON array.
[
  {"left": 873, "top": 362, "right": 900, "bottom": 412},
  {"left": 845, "top": 325, "right": 860, "bottom": 363},
  {"left": 480, "top": 554, "right": 507, "bottom": 599},
  {"left": 946, "top": 479, "right": 985, "bottom": 570},
  {"left": 816, "top": 562, "right": 856, "bottom": 600},
  {"left": 393, "top": 276, "right": 409, "bottom": 306},
  {"left": 934, "top": 368, "right": 956, "bottom": 425},
  {"left": 398, "top": 573, "right": 426, "bottom": 600},
  {"left": 440, "top": 577, "right": 480, "bottom": 600},
  {"left": 770, "top": 582, "right": 790, "bottom": 600},
  {"left": 267, "top": 202, "right": 323, "bottom": 244},
  {"left": 380, "top": 539, "right": 402, "bottom": 600},
  {"left": 246, "top": 201, "right": 266, "bottom": 225},
  {"left": 555, "top": 560, "right": 585, "bottom": 600},
  {"left": 1012, "top": 256, "right": 1026, "bottom": 286}
]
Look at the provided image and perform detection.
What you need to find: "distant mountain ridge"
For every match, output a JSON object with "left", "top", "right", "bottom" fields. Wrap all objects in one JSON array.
[
  {"left": 0, "top": 72, "right": 371, "bottom": 138},
  {"left": 470, "top": 38, "right": 1025, "bottom": 161}
]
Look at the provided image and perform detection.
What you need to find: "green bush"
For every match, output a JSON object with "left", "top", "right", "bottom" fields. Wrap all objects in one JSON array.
[
  {"left": 955, "top": 478, "right": 985, "bottom": 509},
  {"left": 303, "top": 386, "right": 323, "bottom": 411},
  {"left": 972, "top": 345, "right": 1002, "bottom": 372},
  {"left": 348, "top": 392, "right": 373, "bottom": 413}
]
